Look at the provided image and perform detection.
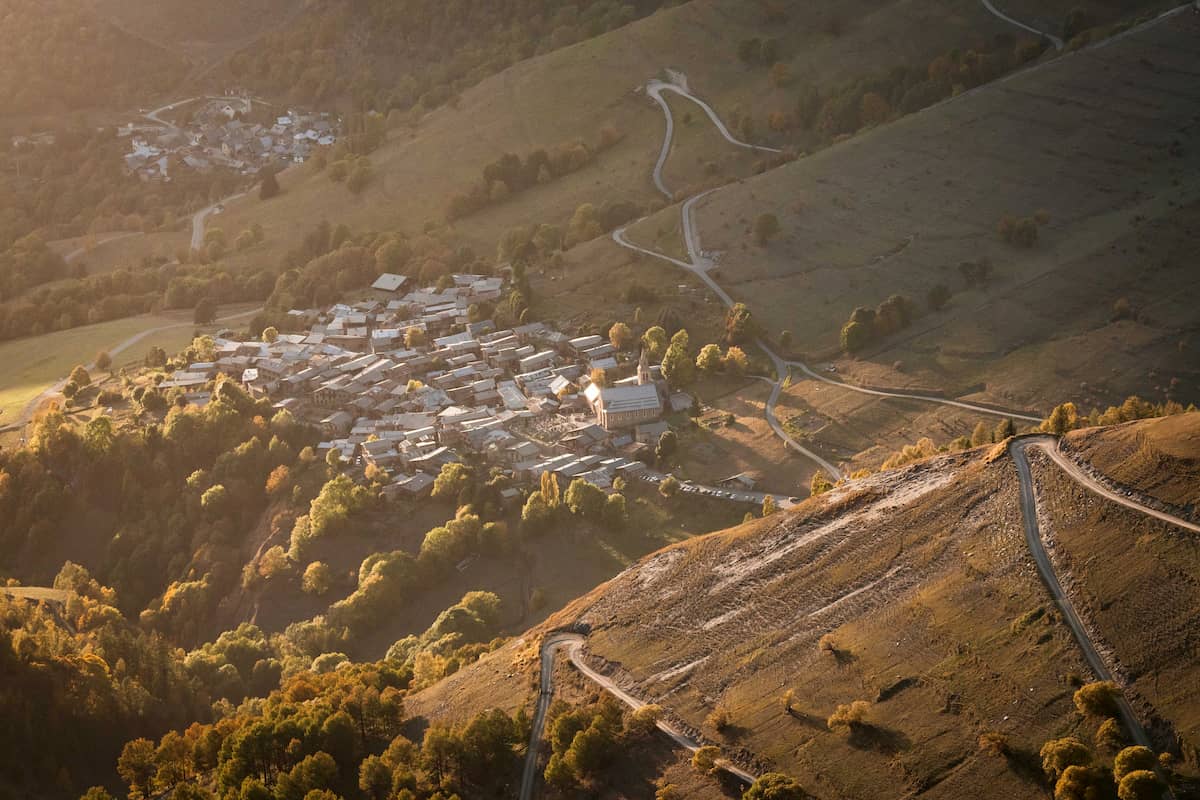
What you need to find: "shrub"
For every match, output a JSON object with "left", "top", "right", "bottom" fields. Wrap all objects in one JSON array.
[
  {"left": 744, "top": 773, "right": 810, "bottom": 800},
  {"left": 1117, "top": 770, "right": 1161, "bottom": 800},
  {"left": 1095, "top": 718, "right": 1125, "bottom": 751},
  {"left": 691, "top": 746, "right": 720, "bottom": 774},
  {"left": 705, "top": 706, "right": 731, "bottom": 732},
  {"left": 659, "top": 476, "right": 680, "bottom": 498},
  {"left": 1040, "top": 737, "right": 1091, "bottom": 780},
  {"left": 1073, "top": 681, "right": 1120, "bottom": 718},
  {"left": 810, "top": 471, "right": 834, "bottom": 497},
  {"left": 1113, "top": 746, "right": 1157, "bottom": 781},
  {"left": 1013, "top": 217, "right": 1039, "bottom": 247},
  {"left": 827, "top": 700, "right": 869, "bottom": 732},
  {"left": 998, "top": 214, "right": 1040, "bottom": 247},
  {"left": 655, "top": 784, "right": 680, "bottom": 800},
  {"left": 979, "top": 732, "right": 1009, "bottom": 756},
  {"left": 302, "top": 562, "right": 332, "bottom": 596},
  {"left": 1112, "top": 296, "right": 1134, "bottom": 321}
]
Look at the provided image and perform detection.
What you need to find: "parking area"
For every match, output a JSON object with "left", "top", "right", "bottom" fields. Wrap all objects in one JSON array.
[{"left": 637, "top": 469, "right": 799, "bottom": 509}]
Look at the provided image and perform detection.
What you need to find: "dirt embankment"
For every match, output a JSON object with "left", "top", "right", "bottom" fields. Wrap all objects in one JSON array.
[{"left": 1064, "top": 414, "right": 1200, "bottom": 512}]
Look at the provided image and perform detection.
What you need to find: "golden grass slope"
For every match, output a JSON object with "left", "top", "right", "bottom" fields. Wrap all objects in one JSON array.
[
  {"left": 704, "top": 10, "right": 1196, "bottom": 371},
  {"left": 0, "top": 312, "right": 196, "bottom": 427},
  {"left": 187, "top": 0, "right": 1015, "bottom": 274},
  {"left": 1064, "top": 414, "right": 1200, "bottom": 508}
]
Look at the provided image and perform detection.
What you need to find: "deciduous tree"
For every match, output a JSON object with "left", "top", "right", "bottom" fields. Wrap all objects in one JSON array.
[{"left": 609, "top": 322, "right": 633, "bottom": 351}]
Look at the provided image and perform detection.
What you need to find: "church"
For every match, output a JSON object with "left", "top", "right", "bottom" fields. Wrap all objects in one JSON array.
[{"left": 584, "top": 350, "right": 665, "bottom": 430}]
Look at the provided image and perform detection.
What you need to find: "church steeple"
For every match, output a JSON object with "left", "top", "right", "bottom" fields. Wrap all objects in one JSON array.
[{"left": 637, "top": 348, "right": 651, "bottom": 385}]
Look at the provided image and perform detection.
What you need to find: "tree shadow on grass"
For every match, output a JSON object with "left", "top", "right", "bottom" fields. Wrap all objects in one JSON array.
[
  {"left": 715, "top": 768, "right": 753, "bottom": 797},
  {"left": 847, "top": 723, "right": 911, "bottom": 755},
  {"left": 831, "top": 647, "right": 858, "bottom": 668},
  {"left": 716, "top": 722, "right": 756, "bottom": 743},
  {"left": 1003, "top": 745, "right": 1049, "bottom": 786},
  {"left": 785, "top": 708, "right": 830, "bottom": 731}
]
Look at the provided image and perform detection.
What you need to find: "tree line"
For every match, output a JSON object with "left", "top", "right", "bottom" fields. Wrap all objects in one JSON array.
[
  {"left": 0, "top": 0, "right": 185, "bottom": 115},
  {"left": 444, "top": 128, "right": 622, "bottom": 224}
]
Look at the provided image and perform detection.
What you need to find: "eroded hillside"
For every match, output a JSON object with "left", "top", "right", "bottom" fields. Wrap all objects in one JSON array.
[
  {"left": 410, "top": 414, "right": 1200, "bottom": 798},
  {"left": 569, "top": 452, "right": 1080, "bottom": 798}
]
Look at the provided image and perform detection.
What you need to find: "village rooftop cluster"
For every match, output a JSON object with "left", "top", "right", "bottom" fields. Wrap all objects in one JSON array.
[
  {"left": 121, "top": 96, "right": 338, "bottom": 181},
  {"left": 159, "top": 272, "right": 756, "bottom": 505}
]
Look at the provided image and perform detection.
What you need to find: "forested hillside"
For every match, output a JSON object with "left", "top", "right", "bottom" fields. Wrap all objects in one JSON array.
[
  {"left": 222, "top": 0, "right": 671, "bottom": 110},
  {"left": 0, "top": 0, "right": 185, "bottom": 116}
]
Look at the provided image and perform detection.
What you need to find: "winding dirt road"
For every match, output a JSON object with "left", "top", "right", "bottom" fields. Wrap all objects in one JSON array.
[
  {"left": 1030, "top": 439, "right": 1200, "bottom": 534},
  {"left": 980, "top": 0, "right": 1065, "bottom": 50},
  {"left": 192, "top": 193, "right": 247, "bottom": 252},
  {"left": 612, "top": 74, "right": 1041, "bottom": 480},
  {"left": 518, "top": 632, "right": 755, "bottom": 800},
  {"left": 1011, "top": 436, "right": 1184, "bottom": 795},
  {"left": 61, "top": 232, "right": 142, "bottom": 265},
  {"left": 646, "top": 79, "right": 781, "bottom": 198}
]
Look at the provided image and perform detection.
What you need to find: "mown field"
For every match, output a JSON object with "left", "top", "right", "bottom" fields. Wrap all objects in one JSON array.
[{"left": 0, "top": 312, "right": 195, "bottom": 427}]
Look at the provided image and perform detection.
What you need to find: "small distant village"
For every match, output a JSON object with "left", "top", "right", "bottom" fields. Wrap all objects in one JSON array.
[
  {"left": 162, "top": 271, "right": 782, "bottom": 508},
  {"left": 121, "top": 95, "right": 339, "bottom": 182}
]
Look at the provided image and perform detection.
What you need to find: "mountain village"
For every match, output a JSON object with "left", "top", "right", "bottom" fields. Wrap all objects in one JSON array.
[
  {"left": 161, "top": 272, "right": 777, "bottom": 510},
  {"left": 121, "top": 96, "right": 339, "bottom": 181}
]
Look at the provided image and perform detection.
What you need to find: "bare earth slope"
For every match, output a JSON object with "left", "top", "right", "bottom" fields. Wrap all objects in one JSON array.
[
  {"left": 410, "top": 415, "right": 1200, "bottom": 798},
  {"left": 568, "top": 454, "right": 1082, "bottom": 798}
]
